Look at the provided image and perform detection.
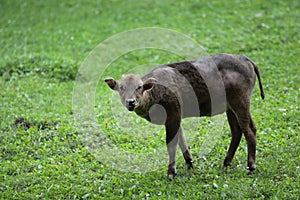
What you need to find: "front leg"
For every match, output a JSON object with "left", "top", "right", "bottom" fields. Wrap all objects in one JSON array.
[
  {"left": 178, "top": 126, "right": 193, "bottom": 169},
  {"left": 165, "top": 119, "right": 181, "bottom": 178}
]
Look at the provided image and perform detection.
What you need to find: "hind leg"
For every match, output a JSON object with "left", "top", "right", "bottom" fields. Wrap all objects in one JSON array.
[
  {"left": 223, "top": 109, "right": 243, "bottom": 168},
  {"left": 247, "top": 116, "right": 257, "bottom": 171},
  {"left": 234, "top": 104, "right": 257, "bottom": 171},
  {"left": 250, "top": 117, "right": 257, "bottom": 136}
]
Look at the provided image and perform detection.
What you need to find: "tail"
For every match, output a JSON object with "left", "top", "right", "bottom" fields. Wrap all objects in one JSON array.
[{"left": 246, "top": 57, "right": 265, "bottom": 99}]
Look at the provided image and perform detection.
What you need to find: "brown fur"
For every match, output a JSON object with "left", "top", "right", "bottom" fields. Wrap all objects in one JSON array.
[{"left": 105, "top": 53, "right": 264, "bottom": 177}]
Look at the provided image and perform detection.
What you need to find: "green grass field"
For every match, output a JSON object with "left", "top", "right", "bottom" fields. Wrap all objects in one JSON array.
[{"left": 1, "top": 0, "right": 299, "bottom": 199}]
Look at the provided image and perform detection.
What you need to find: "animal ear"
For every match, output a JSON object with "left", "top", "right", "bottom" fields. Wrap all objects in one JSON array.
[
  {"left": 143, "top": 77, "right": 157, "bottom": 91},
  {"left": 104, "top": 78, "right": 119, "bottom": 91}
]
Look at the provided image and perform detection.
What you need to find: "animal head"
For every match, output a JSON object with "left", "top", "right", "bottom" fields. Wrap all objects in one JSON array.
[{"left": 105, "top": 74, "right": 157, "bottom": 111}]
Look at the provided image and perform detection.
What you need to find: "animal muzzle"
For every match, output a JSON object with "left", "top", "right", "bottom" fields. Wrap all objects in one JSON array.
[{"left": 126, "top": 98, "right": 136, "bottom": 111}]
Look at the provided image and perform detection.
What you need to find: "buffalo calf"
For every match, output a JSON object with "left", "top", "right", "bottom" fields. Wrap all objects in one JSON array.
[{"left": 105, "top": 54, "right": 264, "bottom": 177}]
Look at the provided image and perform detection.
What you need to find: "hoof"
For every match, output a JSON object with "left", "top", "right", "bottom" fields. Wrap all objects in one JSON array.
[
  {"left": 167, "top": 173, "right": 176, "bottom": 180},
  {"left": 167, "top": 165, "right": 176, "bottom": 179},
  {"left": 186, "top": 161, "right": 194, "bottom": 170},
  {"left": 248, "top": 164, "right": 256, "bottom": 171},
  {"left": 222, "top": 162, "right": 233, "bottom": 174},
  {"left": 222, "top": 162, "right": 232, "bottom": 169},
  {"left": 222, "top": 157, "right": 232, "bottom": 168}
]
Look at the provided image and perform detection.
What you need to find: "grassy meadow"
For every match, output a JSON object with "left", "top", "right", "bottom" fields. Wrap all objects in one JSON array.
[{"left": 0, "top": 0, "right": 299, "bottom": 199}]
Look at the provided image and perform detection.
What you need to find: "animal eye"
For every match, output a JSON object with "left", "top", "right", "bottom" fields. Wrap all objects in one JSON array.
[
  {"left": 119, "top": 85, "right": 125, "bottom": 91},
  {"left": 136, "top": 85, "right": 142, "bottom": 91}
]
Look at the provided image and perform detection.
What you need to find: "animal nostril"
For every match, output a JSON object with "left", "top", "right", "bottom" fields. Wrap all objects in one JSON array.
[{"left": 126, "top": 99, "right": 135, "bottom": 105}]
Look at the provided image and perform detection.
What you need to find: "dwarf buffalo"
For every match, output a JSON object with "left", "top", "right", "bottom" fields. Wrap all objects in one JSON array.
[{"left": 105, "top": 53, "right": 264, "bottom": 177}]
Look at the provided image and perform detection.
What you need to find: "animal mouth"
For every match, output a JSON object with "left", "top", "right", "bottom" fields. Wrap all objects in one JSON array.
[
  {"left": 127, "top": 105, "right": 135, "bottom": 111},
  {"left": 127, "top": 102, "right": 139, "bottom": 112}
]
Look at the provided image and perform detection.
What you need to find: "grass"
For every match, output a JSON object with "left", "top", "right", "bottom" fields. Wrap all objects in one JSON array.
[{"left": 1, "top": 0, "right": 299, "bottom": 199}]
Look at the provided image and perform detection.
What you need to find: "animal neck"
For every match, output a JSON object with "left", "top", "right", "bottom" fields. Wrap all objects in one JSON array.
[{"left": 134, "top": 92, "right": 153, "bottom": 119}]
